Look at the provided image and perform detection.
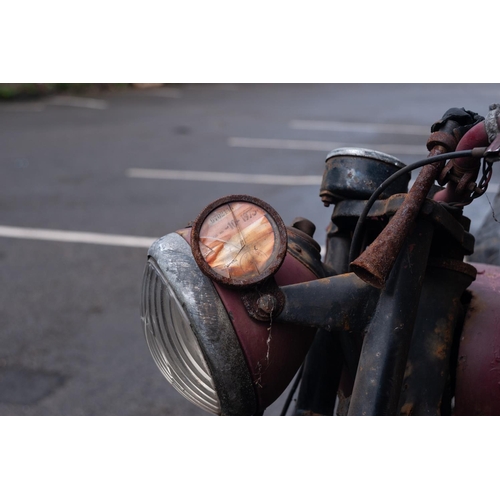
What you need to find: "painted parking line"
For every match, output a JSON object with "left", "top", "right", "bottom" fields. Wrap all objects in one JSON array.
[
  {"left": 128, "top": 169, "right": 500, "bottom": 193},
  {"left": 227, "top": 137, "right": 426, "bottom": 156},
  {"left": 289, "top": 120, "right": 430, "bottom": 136},
  {"left": 0, "top": 226, "right": 154, "bottom": 248},
  {"left": 127, "top": 168, "right": 323, "bottom": 185},
  {"left": 3, "top": 187, "right": 497, "bottom": 249}
]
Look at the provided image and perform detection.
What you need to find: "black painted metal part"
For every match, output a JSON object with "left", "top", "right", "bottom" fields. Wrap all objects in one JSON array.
[{"left": 276, "top": 145, "right": 479, "bottom": 416}]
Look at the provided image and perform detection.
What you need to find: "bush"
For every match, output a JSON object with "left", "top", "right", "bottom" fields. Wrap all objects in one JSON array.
[{"left": 0, "top": 83, "right": 132, "bottom": 100}]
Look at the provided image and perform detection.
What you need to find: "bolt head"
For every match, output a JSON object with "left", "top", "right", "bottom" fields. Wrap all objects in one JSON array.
[{"left": 257, "top": 294, "right": 277, "bottom": 315}]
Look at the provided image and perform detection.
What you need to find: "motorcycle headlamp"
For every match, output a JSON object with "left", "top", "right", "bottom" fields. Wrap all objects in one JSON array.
[{"left": 141, "top": 196, "right": 323, "bottom": 415}]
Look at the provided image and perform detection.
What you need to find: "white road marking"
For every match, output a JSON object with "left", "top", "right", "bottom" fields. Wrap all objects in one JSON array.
[
  {"left": 47, "top": 96, "right": 109, "bottom": 110},
  {"left": 227, "top": 137, "right": 426, "bottom": 156},
  {"left": 127, "top": 168, "right": 323, "bottom": 185},
  {"left": 0, "top": 226, "right": 154, "bottom": 248},
  {"left": 289, "top": 119, "right": 430, "bottom": 136},
  {"left": 128, "top": 169, "right": 500, "bottom": 193},
  {"left": 3, "top": 185, "right": 498, "bottom": 249}
]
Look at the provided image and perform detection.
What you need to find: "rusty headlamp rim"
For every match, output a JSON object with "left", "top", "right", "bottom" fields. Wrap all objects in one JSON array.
[{"left": 191, "top": 194, "right": 288, "bottom": 288}]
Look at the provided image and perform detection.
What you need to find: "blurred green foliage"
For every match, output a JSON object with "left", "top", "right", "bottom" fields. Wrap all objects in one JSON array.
[{"left": 0, "top": 83, "right": 131, "bottom": 100}]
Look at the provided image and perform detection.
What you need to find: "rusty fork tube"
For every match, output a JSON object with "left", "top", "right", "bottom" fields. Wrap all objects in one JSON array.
[
  {"left": 348, "top": 217, "right": 435, "bottom": 415},
  {"left": 350, "top": 144, "right": 450, "bottom": 289}
]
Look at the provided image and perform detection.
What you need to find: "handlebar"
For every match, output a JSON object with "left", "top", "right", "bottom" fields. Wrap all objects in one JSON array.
[{"left": 350, "top": 105, "right": 500, "bottom": 289}]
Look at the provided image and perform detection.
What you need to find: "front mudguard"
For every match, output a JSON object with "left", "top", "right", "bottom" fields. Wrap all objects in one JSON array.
[{"left": 455, "top": 263, "right": 500, "bottom": 415}]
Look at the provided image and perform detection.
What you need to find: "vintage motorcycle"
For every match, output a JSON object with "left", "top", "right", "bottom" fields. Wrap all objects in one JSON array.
[{"left": 140, "top": 103, "right": 500, "bottom": 416}]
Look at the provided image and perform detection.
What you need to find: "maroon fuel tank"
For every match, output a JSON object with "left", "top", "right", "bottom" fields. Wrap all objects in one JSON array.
[{"left": 455, "top": 263, "right": 500, "bottom": 415}]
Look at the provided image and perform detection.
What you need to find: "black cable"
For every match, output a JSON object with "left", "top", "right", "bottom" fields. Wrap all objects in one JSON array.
[{"left": 348, "top": 149, "right": 476, "bottom": 267}]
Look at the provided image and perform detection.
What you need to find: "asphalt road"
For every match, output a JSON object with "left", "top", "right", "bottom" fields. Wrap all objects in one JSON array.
[{"left": 1, "top": 83, "right": 499, "bottom": 416}]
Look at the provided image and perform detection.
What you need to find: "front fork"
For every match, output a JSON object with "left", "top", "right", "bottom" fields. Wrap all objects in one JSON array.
[{"left": 288, "top": 197, "right": 476, "bottom": 416}]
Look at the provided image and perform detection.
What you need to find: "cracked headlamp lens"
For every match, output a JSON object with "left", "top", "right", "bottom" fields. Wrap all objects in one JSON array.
[{"left": 191, "top": 195, "right": 287, "bottom": 287}]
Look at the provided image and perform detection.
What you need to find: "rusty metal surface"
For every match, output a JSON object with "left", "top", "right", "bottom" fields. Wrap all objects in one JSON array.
[
  {"left": 397, "top": 265, "right": 474, "bottom": 415},
  {"left": 427, "top": 257, "right": 477, "bottom": 280},
  {"left": 332, "top": 195, "right": 474, "bottom": 253},
  {"left": 426, "top": 130, "right": 458, "bottom": 152},
  {"left": 350, "top": 145, "right": 448, "bottom": 288},
  {"left": 454, "top": 263, "right": 500, "bottom": 415},
  {"left": 348, "top": 218, "right": 434, "bottom": 415},
  {"left": 278, "top": 272, "right": 377, "bottom": 333},
  {"left": 241, "top": 279, "right": 286, "bottom": 321}
]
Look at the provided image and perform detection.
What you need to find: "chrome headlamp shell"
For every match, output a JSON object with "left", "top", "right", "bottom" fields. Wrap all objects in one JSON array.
[{"left": 141, "top": 232, "right": 257, "bottom": 416}]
